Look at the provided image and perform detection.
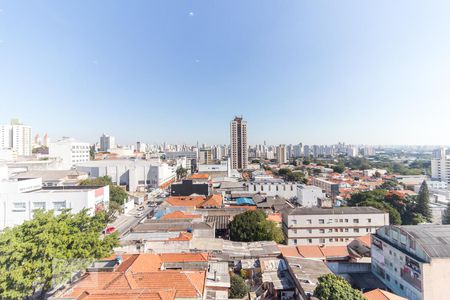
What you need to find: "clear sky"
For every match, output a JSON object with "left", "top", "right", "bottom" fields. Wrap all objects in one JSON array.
[{"left": 1, "top": 1, "right": 450, "bottom": 146}]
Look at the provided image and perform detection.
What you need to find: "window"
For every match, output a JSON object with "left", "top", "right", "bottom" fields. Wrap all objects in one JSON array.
[
  {"left": 319, "top": 219, "right": 324, "bottom": 224},
  {"left": 386, "top": 274, "right": 390, "bottom": 281},
  {"left": 366, "top": 228, "right": 370, "bottom": 232},
  {"left": 319, "top": 238, "right": 325, "bottom": 244},
  {"left": 307, "top": 239, "right": 313, "bottom": 244},
  {"left": 353, "top": 219, "right": 359, "bottom": 223},
  {"left": 53, "top": 201, "right": 66, "bottom": 211},
  {"left": 12, "top": 202, "right": 26, "bottom": 212},
  {"left": 344, "top": 228, "right": 349, "bottom": 232},
  {"left": 409, "top": 239, "right": 416, "bottom": 250},
  {"left": 328, "top": 229, "right": 333, "bottom": 233},
  {"left": 329, "top": 238, "right": 333, "bottom": 242},
  {"left": 339, "top": 219, "right": 343, "bottom": 223},
  {"left": 319, "top": 229, "right": 325, "bottom": 233},
  {"left": 306, "top": 219, "right": 312, "bottom": 224},
  {"left": 345, "top": 219, "right": 348, "bottom": 223},
  {"left": 354, "top": 228, "right": 360, "bottom": 233},
  {"left": 294, "top": 239, "right": 297, "bottom": 245},
  {"left": 367, "top": 218, "right": 372, "bottom": 223},
  {"left": 33, "top": 202, "right": 46, "bottom": 210},
  {"left": 307, "top": 229, "right": 312, "bottom": 234},
  {"left": 292, "top": 219, "right": 297, "bottom": 225}
]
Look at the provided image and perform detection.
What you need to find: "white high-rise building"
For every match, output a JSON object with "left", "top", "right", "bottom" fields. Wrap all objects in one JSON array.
[
  {"left": 431, "top": 148, "right": 450, "bottom": 183},
  {"left": 49, "top": 137, "right": 90, "bottom": 169},
  {"left": 99, "top": 134, "right": 116, "bottom": 152},
  {"left": 230, "top": 116, "right": 248, "bottom": 170},
  {"left": 0, "top": 119, "right": 32, "bottom": 156},
  {"left": 277, "top": 144, "right": 288, "bottom": 164}
]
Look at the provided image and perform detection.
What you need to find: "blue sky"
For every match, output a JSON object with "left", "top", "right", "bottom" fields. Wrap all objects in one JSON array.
[{"left": 1, "top": 1, "right": 450, "bottom": 145}]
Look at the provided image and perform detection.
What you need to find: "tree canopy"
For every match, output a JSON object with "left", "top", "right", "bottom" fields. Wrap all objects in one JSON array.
[
  {"left": 416, "top": 181, "right": 432, "bottom": 222},
  {"left": 0, "top": 209, "right": 119, "bottom": 299},
  {"left": 277, "top": 168, "right": 307, "bottom": 183},
  {"left": 80, "top": 176, "right": 128, "bottom": 209},
  {"left": 230, "top": 210, "right": 284, "bottom": 243},
  {"left": 176, "top": 166, "right": 188, "bottom": 180},
  {"left": 348, "top": 189, "right": 431, "bottom": 225},
  {"left": 229, "top": 274, "right": 250, "bottom": 299},
  {"left": 313, "top": 274, "right": 365, "bottom": 300}
]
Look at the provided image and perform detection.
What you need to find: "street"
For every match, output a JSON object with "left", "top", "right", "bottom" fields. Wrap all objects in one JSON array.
[{"left": 110, "top": 201, "right": 156, "bottom": 237}]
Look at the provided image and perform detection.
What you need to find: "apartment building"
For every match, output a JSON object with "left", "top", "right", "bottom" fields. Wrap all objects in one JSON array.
[
  {"left": 282, "top": 207, "right": 389, "bottom": 246},
  {"left": 230, "top": 116, "right": 248, "bottom": 170},
  {"left": 277, "top": 144, "right": 288, "bottom": 164},
  {"left": 99, "top": 133, "right": 116, "bottom": 152},
  {"left": 49, "top": 137, "right": 90, "bottom": 169},
  {"left": 312, "top": 177, "right": 340, "bottom": 198},
  {"left": 0, "top": 119, "right": 32, "bottom": 156},
  {"left": 372, "top": 225, "right": 450, "bottom": 300}
]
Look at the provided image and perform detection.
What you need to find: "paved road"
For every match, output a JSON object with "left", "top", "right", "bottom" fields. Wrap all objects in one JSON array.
[{"left": 111, "top": 202, "right": 156, "bottom": 237}]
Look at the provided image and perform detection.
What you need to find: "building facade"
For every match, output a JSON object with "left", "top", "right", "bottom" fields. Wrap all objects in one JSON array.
[
  {"left": 99, "top": 133, "right": 116, "bottom": 152},
  {"left": 49, "top": 137, "right": 90, "bottom": 169},
  {"left": 282, "top": 207, "right": 389, "bottom": 246},
  {"left": 247, "top": 182, "right": 298, "bottom": 199},
  {"left": 0, "top": 165, "right": 109, "bottom": 230},
  {"left": 371, "top": 225, "right": 450, "bottom": 300},
  {"left": 277, "top": 144, "right": 288, "bottom": 164},
  {"left": 296, "top": 185, "right": 325, "bottom": 207},
  {"left": 230, "top": 116, "right": 248, "bottom": 170},
  {"left": 0, "top": 119, "right": 32, "bottom": 156}
]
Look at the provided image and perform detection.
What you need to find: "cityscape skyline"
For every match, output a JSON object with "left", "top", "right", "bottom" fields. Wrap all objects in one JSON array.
[{"left": 2, "top": 1, "right": 450, "bottom": 145}]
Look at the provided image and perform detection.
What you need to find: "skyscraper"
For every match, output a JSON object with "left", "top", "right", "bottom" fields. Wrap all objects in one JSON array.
[
  {"left": 277, "top": 144, "right": 287, "bottom": 164},
  {"left": 230, "top": 116, "right": 248, "bottom": 170},
  {"left": 99, "top": 134, "right": 116, "bottom": 152}
]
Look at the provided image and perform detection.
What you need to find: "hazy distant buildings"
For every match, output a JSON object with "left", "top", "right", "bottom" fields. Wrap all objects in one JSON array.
[
  {"left": 230, "top": 116, "right": 248, "bottom": 170},
  {"left": 99, "top": 134, "right": 116, "bottom": 152},
  {"left": 0, "top": 119, "right": 32, "bottom": 156},
  {"left": 199, "top": 147, "right": 212, "bottom": 164}
]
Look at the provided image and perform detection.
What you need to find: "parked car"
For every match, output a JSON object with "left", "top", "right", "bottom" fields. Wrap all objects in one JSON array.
[{"left": 102, "top": 226, "right": 116, "bottom": 234}]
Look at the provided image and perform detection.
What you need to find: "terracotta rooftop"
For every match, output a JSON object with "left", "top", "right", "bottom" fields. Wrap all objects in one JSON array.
[
  {"left": 356, "top": 234, "right": 372, "bottom": 248},
  {"left": 165, "top": 196, "right": 206, "bottom": 207},
  {"left": 78, "top": 289, "right": 176, "bottom": 300},
  {"left": 188, "top": 173, "right": 210, "bottom": 179},
  {"left": 159, "top": 253, "right": 209, "bottom": 263},
  {"left": 161, "top": 211, "right": 201, "bottom": 220},
  {"left": 363, "top": 288, "right": 407, "bottom": 300},
  {"left": 266, "top": 213, "right": 282, "bottom": 223},
  {"left": 279, "top": 245, "right": 350, "bottom": 259},
  {"left": 199, "top": 194, "right": 223, "bottom": 208}
]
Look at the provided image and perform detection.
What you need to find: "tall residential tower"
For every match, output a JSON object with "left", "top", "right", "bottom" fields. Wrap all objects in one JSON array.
[{"left": 230, "top": 116, "right": 248, "bottom": 170}]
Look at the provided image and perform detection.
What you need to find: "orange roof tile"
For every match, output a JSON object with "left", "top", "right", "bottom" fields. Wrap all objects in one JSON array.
[
  {"left": 165, "top": 196, "right": 206, "bottom": 208},
  {"left": 356, "top": 234, "right": 372, "bottom": 247},
  {"left": 168, "top": 232, "right": 193, "bottom": 241},
  {"left": 188, "top": 173, "right": 210, "bottom": 179},
  {"left": 363, "top": 289, "right": 407, "bottom": 300},
  {"left": 79, "top": 289, "right": 176, "bottom": 300},
  {"left": 161, "top": 211, "right": 201, "bottom": 220},
  {"left": 66, "top": 271, "right": 206, "bottom": 299},
  {"left": 159, "top": 253, "right": 208, "bottom": 263},
  {"left": 280, "top": 245, "right": 350, "bottom": 259},
  {"left": 199, "top": 194, "right": 223, "bottom": 208},
  {"left": 227, "top": 205, "right": 257, "bottom": 211},
  {"left": 266, "top": 213, "right": 282, "bottom": 223}
]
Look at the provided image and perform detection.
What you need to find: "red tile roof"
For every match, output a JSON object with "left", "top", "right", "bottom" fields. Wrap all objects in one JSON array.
[
  {"left": 363, "top": 288, "right": 407, "bottom": 300},
  {"left": 279, "top": 245, "right": 350, "bottom": 259},
  {"left": 160, "top": 211, "right": 201, "bottom": 220},
  {"left": 266, "top": 213, "right": 282, "bottom": 223},
  {"left": 188, "top": 173, "right": 210, "bottom": 180}
]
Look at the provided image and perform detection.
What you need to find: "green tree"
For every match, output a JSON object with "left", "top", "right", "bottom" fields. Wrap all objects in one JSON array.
[
  {"left": 176, "top": 166, "right": 188, "bottom": 180},
  {"left": 89, "top": 145, "right": 96, "bottom": 160},
  {"left": 358, "top": 200, "right": 401, "bottom": 225},
  {"left": 229, "top": 274, "right": 250, "bottom": 299},
  {"left": 379, "top": 180, "right": 399, "bottom": 190},
  {"left": 416, "top": 181, "right": 432, "bottom": 222},
  {"left": 313, "top": 274, "right": 365, "bottom": 300},
  {"left": 230, "top": 210, "right": 284, "bottom": 243},
  {"left": 80, "top": 176, "right": 128, "bottom": 210},
  {"left": 332, "top": 164, "right": 345, "bottom": 174},
  {"left": 0, "top": 210, "right": 119, "bottom": 299}
]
